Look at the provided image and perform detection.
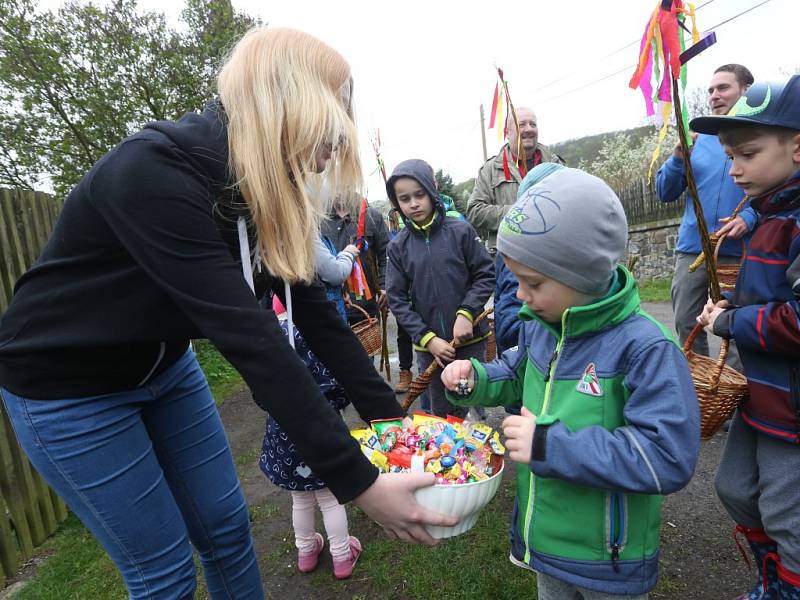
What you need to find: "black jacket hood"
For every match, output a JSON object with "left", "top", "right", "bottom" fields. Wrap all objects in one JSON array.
[
  {"left": 145, "top": 101, "right": 235, "bottom": 200},
  {"left": 386, "top": 159, "right": 445, "bottom": 219}
]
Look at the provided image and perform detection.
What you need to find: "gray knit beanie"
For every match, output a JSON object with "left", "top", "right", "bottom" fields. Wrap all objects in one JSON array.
[{"left": 496, "top": 167, "right": 627, "bottom": 295}]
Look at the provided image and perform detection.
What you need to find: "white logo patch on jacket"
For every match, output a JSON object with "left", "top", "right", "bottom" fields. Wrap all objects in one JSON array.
[{"left": 576, "top": 362, "right": 603, "bottom": 397}]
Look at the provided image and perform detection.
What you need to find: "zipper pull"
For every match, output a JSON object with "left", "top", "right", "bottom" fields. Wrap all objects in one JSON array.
[
  {"left": 543, "top": 348, "right": 559, "bottom": 382},
  {"left": 611, "top": 544, "right": 621, "bottom": 572}
]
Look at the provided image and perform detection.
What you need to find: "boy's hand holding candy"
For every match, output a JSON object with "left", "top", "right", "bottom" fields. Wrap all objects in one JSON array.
[
  {"left": 502, "top": 407, "right": 537, "bottom": 465},
  {"left": 441, "top": 360, "right": 475, "bottom": 394}
]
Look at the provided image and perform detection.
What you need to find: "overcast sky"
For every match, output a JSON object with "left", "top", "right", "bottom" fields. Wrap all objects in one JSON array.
[{"left": 39, "top": 0, "right": 797, "bottom": 198}]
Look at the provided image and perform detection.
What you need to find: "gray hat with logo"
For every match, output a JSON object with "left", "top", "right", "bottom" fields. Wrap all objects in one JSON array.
[{"left": 496, "top": 167, "right": 627, "bottom": 295}]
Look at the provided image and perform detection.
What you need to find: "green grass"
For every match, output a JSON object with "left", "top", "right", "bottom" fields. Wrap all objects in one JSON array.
[
  {"left": 351, "top": 483, "right": 538, "bottom": 600},
  {"left": 637, "top": 277, "right": 672, "bottom": 302},
  {"left": 15, "top": 479, "right": 533, "bottom": 600},
  {"left": 193, "top": 339, "right": 244, "bottom": 403},
  {"left": 260, "top": 476, "right": 537, "bottom": 600},
  {"left": 12, "top": 515, "right": 125, "bottom": 600}
]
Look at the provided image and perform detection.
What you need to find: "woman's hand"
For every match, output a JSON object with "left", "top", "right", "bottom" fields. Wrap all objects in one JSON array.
[
  {"left": 441, "top": 360, "right": 474, "bottom": 392},
  {"left": 696, "top": 298, "right": 730, "bottom": 332},
  {"left": 427, "top": 337, "right": 456, "bottom": 368},
  {"left": 343, "top": 244, "right": 360, "bottom": 256},
  {"left": 452, "top": 314, "right": 474, "bottom": 346},
  {"left": 354, "top": 472, "right": 459, "bottom": 545}
]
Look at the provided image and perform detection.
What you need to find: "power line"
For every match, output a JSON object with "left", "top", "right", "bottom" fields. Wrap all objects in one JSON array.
[
  {"left": 538, "top": 0, "right": 775, "bottom": 105},
  {"left": 533, "top": 0, "right": 720, "bottom": 93},
  {"left": 707, "top": 0, "right": 773, "bottom": 28}
]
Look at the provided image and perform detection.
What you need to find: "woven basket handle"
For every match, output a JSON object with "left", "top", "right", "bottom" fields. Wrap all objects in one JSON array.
[
  {"left": 684, "top": 322, "right": 729, "bottom": 392},
  {"left": 712, "top": 231, "right": 746, "bottom": 269},
  {"left": 350, "top": 302, "right": 372, "bottom": 322},
  {"left": 687, "top": 195, "right": 749, "bottom": 275},
  {"left": 399, "top": 307, "right": 494, "bottom": 411}
]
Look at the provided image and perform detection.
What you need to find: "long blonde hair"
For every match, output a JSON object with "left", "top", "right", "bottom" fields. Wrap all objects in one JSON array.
[{"left": 218, "top": 27, "right": 362, "bottom": 283}]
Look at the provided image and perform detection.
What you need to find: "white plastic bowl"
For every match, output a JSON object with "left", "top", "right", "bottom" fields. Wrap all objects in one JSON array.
[{"left": 414, "top": 457, "right": 504, "bottom": 539}]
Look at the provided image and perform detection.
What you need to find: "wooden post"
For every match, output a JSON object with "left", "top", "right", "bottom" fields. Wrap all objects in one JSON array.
[
  {"left": 0, "top": 407, "right": 36, "bottom": 560},
  {"left": 479, "top": 104, "right": 488, "bottom": 162}
]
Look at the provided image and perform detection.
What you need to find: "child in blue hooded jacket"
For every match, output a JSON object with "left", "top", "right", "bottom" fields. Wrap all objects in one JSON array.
[{"left": 385, "top": 159, "right": 494, "bottom": 418}]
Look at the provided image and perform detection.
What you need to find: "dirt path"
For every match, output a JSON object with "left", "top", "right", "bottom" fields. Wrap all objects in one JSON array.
[{"left": 220, "top": 302, "right": 756, "bottom": 599}]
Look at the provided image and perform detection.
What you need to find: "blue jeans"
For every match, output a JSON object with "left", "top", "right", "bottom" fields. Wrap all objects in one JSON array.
[{"left": 1, "top": 348, "right": 263, "bottom": 599}]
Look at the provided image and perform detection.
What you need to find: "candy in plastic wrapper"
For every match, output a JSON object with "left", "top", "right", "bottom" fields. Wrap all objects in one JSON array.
[
  {"left": 455, "top": 377, "right": 472, "bottom": 396},
  {"left": 464, "top": 422, "right": 492, "bottom": 452},
  {"left": 387, "top": 448, "right": 413, "bottom": 469},
  {"left": 412, "top": 412, "right": 448, "bottom": 429},
  {"left": 372, "top": 418, "right": 403, "bottom": 437},
  {"left": 488, "top": 430, "right": 506, "bottom": 455},
  {"left": 351, "top": 428, "right": 381, "bottom": 451},
  {"left": 359, "top": 446, "right": 388, "bottom": 472},
  {"left": 410, "top": 452, "right": 425, "bottom": 474},
  {"left": 379, "top": 426, "right": 403, "bottom": 452},
  {"left": 444, "top": 462, "right": 463, "bottom": 481},
  {"left": 427, "top": 458, "right": 443, "bottom": 474}
]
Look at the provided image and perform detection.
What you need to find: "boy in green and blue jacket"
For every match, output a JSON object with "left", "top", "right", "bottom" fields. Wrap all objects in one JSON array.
[{"left": 442, "top": 166, "right": 700, "bottom": 598}]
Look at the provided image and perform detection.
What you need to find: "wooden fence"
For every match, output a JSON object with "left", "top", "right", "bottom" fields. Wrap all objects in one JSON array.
[
  {"left": 0, "top": 188, "right": 68, "bottom": 588},
  {"left": 617, "top": 178, "right": 683, "bottom": 226}
]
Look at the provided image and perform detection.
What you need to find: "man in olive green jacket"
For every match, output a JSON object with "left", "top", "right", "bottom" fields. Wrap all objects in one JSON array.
[{"left": 467, "top": 107, "right": 564, "bottom": 250}]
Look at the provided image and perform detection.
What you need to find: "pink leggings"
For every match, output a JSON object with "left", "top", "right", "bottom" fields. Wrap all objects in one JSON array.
[{"left": 291, "top": 488, "right": 350, "bottom": 559}]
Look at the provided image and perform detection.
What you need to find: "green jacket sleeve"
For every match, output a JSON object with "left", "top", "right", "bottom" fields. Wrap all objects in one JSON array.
[{"left": 446, "top": 343, "right": 527, "bottom": 408}]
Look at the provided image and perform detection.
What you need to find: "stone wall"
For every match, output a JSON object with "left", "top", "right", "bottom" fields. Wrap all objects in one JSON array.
[{"left": 624, "top": 217, "right": 680, "bottom": 281}]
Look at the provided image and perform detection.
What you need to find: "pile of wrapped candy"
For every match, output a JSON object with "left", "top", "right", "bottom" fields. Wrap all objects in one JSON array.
[{"left": 351, "top": 412, "right": 505, "bottom": 485}]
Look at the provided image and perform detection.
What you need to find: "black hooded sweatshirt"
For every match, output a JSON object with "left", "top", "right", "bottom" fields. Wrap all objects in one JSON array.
[{"left": 0, "top": 103, "right": 402, "bottom": 503}]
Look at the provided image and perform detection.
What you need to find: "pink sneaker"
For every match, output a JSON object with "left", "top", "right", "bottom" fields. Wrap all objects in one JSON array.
[
  {"left": 297, "top": 532, "right": 324, "bottom": 573},
  {"left": 332, "top": 536, "right": 362, "bottom": 580}
]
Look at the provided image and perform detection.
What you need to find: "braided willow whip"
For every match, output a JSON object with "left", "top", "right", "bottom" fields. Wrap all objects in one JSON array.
[
  {"left": 672, "top": 77, "right": 720, "bottom": 302},
  {"left": 400, "top": 307, "right": 494, "bottom": 411},
  {"left": 379, "top": 306, "right": 391, "bottom": 381}
]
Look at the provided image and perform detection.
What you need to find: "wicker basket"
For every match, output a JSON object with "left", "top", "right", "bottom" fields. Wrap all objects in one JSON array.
[
  {"left": 350, "top": 303, "right": 382, "bottom": 356},
  {"left": 713, "top": 232, "right": 745, "bottom": 293},
  {"left": 684, "top": 323, "right": 748, "bottom": 439}
]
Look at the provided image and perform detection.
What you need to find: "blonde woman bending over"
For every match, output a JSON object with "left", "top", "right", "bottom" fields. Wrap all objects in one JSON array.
[{"left": 0, "top": 28, "right": 456, "bottom": 600}]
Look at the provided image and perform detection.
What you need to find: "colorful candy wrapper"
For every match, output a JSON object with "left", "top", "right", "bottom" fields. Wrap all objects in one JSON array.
[
  {"left": 351, "top": 428, "right": 381, "bottom": 451},
  {"left": 353, "top": 412, "right": 503, "bottom": 485},
  {"left": 371, "top": 418, "right": 403, "bottom": 437},
  {"left": 412, "top": 412, "right": 448, "bottom": 430},
  {"left": 464, "top": 422, "right": 493, "bottom": 452},
  {"left": 359, "top": 446, "right": 389, "bottom": 472},
  {"left": 488, "top": 431, "right": 506, "bottom": 455}
]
